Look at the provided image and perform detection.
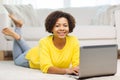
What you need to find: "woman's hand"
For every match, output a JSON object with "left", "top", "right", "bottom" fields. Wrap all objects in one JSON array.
[{"left": 65, "top": 66, "right": 79, "bottom": 75}]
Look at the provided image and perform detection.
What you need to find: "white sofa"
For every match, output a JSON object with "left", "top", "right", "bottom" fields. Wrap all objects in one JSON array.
[{"left": 0, "top": 4, "right": 118, "bottom": 52}]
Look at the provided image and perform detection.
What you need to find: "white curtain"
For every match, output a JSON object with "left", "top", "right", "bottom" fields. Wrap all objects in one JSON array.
[{"left": 2, "top": 0, "right": 120, "bottom": 9}]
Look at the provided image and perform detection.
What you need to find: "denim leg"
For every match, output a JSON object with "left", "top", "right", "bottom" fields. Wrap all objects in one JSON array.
[
  {"left": 13, "top": 39, "right": 30, "bottom": 67},
  {"left": 14, "top": 50, "right": 29, "bottom": 67},
  {"left": 13, "top": 40, "right": 22, "bottom": 60},
  {"left": 13, "top": 27, "right": 30, "bottom": 67}
]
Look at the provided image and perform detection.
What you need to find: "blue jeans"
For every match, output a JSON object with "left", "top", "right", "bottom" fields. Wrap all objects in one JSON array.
[{"left": 13, "top": 27, "right": 30, "bottom": 67}]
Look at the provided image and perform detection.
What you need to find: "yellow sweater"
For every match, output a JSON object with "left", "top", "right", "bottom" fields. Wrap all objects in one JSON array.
[{"left": 25, "top": 35, "right": 80, "bottom": 73}]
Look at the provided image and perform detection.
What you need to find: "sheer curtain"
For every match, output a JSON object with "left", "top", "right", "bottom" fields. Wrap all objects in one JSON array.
[{"left": 3, "top": 0, "right": 120, "bottom": 9}]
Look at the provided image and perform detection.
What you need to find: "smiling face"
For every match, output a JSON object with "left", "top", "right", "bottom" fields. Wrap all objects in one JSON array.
[{"left": 52, "top": 17, "right": 69, "bottom": 39}]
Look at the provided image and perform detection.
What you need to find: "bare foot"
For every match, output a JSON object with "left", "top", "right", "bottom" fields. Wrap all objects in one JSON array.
[
  {"left": 2, "top": 27, "right": 20, "bottom": 40},
  {"left": 9, "top": 14, "right": 23, "bottom": 27}
]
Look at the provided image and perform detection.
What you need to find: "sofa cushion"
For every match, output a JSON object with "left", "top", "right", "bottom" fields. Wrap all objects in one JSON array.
[
  {"left": 21, "top": 25, "right": 116, "bottom": 41},
  {"left": 3, "top": 25, "right": 116, "bottom": 42},
  {"left": 22, "top": 27, "right": 51, "bottom": 40},
  {"left": 60, "top": 7, "right": 98, "bottom": 25},
  {"left": 3, "top": 4, "right": 40, "bottom": 27},
  {"left": 91, "top": 5, "right": 118, "bottom": 26},
  {"left": 36, "top": 9, "right": 54, "bottom": 27},
  {"left": 71, "top": 25, "right": 116, "bottom": 40}
]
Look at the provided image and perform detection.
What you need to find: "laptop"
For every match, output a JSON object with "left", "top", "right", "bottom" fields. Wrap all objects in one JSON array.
[{"left": 78, "top": 44, "right": 118, "bottom": 79}]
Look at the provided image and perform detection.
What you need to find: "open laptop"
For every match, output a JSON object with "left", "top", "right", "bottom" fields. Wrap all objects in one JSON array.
[{"left": 77, "top": 44, "right": 118, "bottom": 79}]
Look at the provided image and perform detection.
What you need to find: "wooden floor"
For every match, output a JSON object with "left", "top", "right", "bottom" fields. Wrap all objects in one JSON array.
[
  {"left": 0, "top": 51, "right": 13, "bottom": 60},
  {"left": 118, "top": 50, "right": 120, "bottom": 59},
  {"left": 118, "top": 55, "right": 120, "bottom": 59}
]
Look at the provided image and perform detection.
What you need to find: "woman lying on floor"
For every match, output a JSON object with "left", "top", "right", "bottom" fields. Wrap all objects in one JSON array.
[{"left": 2, "top": 10, "right": 80, "bottom": 75}]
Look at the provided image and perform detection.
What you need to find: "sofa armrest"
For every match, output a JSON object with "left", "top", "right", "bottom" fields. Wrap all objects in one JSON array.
[
  {"left": 0, "top": 13, "right": 10, "bottom": 27},
  {"left": 0, "top": 27, "right": 7, "bottom": 51},
  {"left": 115, "top": 10, "right": 120, "bottom": 50}
]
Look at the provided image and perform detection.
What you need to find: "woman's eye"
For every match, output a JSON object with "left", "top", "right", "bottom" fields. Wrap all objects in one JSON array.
[
  {"left": 64, "top": 25, "right": 68, "bottom": 27},
  {"left": 55, "top": 25, "right": 59, "bottom": 27}
]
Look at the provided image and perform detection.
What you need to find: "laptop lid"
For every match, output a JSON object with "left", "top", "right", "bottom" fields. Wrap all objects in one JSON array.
[{"left": 79, "top": 44, "right": 118, "bottom": 78}]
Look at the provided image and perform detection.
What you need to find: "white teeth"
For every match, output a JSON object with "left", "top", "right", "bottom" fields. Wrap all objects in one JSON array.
[
  {"left": 58, "top": 32, "right": 64, "bottom": 34},
  {"left": 58, "top": 32, "right": 65, "bottom": 36}
]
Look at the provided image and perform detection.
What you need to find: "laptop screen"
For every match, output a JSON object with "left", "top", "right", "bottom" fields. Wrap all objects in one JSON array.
[{"left": 79, "top": 44, "right": 118, "bottom": 78}]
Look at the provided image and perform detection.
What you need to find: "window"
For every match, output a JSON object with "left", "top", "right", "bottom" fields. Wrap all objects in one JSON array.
[
  {"left": 3, "top": 0, "right": 120, "bottom": 9},
  {"left": 71, "top": 0, "right": 120, "bottom": 7}
]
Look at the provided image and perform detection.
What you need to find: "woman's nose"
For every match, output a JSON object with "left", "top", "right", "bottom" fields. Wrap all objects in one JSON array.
[{"left": 59, "top": 26, "right": 64, "bottom": 30}]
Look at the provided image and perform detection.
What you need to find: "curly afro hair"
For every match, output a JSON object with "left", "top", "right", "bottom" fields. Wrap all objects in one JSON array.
[{"left": 45, "top": 10, "right": 76, "bottom": 33}]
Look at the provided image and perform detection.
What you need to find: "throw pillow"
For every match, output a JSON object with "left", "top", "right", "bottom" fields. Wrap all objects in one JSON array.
[{"left": 4, "top": 4, "right": 40, "bottom": 27}]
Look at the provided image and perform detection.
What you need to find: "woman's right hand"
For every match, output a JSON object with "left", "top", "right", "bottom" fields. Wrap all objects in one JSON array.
[{"left": 65, "top": 67, "right": 79, "bottom": 75}]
